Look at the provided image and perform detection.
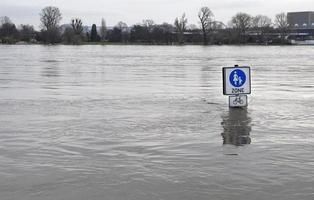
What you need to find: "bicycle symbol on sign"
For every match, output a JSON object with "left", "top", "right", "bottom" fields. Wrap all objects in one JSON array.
[{"left": 233, "top": 96, "right": 244, "bottom": 105}]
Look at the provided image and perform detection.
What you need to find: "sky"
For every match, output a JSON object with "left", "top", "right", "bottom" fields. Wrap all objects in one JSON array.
[{"left": 1, "top": 0, "right": 314, "bottom": 29}]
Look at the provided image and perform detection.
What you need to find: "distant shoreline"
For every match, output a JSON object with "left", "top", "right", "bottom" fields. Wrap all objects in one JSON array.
[{"left": 0, "top": 42, "right": 297, "bottom": 46}]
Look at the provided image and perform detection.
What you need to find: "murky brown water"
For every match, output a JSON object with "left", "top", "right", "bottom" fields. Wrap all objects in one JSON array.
[{"left": 1, "top": 45, "right": 314, "bottom": 200}]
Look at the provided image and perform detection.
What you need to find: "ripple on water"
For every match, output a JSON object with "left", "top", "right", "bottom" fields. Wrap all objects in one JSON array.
[{"left": 1, "top": 45, "right": 314, "bottom": 200}]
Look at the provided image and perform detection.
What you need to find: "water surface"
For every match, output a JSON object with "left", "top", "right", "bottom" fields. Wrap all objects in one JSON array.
[{"left": 1, "top": 45, "right": 314, "bottom": 200}]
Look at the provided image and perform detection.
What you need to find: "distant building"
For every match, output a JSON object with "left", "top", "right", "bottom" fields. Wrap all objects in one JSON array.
[{"left": 287, "top": 11, "right": 314, "bottom": 29}]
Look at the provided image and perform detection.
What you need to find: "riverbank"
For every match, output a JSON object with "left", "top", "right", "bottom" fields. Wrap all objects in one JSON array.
[{"left": 1, "top": 41, "right": 295, "bottom": 46}]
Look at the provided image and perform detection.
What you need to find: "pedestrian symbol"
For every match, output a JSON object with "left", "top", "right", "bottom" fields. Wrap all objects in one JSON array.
[{"left": 229, "top": 69, "right": 246, "bottom": 87}]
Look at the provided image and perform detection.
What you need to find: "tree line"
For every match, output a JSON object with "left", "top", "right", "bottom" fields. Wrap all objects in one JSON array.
[{"left": 0, "top": 6, "right": 292, "bottom": 45}]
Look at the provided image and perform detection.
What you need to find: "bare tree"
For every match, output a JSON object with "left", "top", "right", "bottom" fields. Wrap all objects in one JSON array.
[
  {"left": 209, "top": 21, "right": 226, "bottom": 44},
  {"left": 40, "top": 6, "right": 62, "bottom": 30},
  {"left": 141, "top": 19, "right": 155, "bottom": 42},
  {"left": 142, "top": 19, "right": 155, "bottom": 28},
  {"left": 232, "top": 12, "right": 252, "bottom": 43},
  {"left": 39, "top": 6, "right": 62, "bottom": 43},
  {"left": 71, "top": 18, "right": 83, "bottom": 35},
  {"left": 252, "top": 15, "right": 272, "bottom": 44},
  {"left": 19, "top": 24, "right": 35, "bottom": 42},
  {"left": 0, "top": 17, "right": 18, "bottom": 43},
  {"left": 174, "top": 13, "right": 187, "bottom": 44},
  {"left": 198, "top": 7, "right": 214, "bottom": 45},
  {"left": 275, "top": 12, "right": 289, "bottom": 44},
  {"left": 100, "top": 18, "right": 107, "bottom": 42},
  {"left": 64, "top": 18, "right": 84, "bottom": 44},
  {"left": 116, "top": 21, "right": 129, "bottom": 43},
  {"left": 252, "top": 15, "right": 272, "bottom": 28},
  {"left": 116, "top": 21, "right": 128, "bottom": 32},
  {"left": 158, "top": 23, "right": 175, "bottom": 44},
  {"left": 142, "top": 19, "right": 155, "bottom": 33}
]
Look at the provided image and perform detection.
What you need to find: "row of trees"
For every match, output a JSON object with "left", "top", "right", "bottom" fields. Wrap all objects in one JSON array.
[
  {"left": 0, "top": 6, "right": 292, "bottom": 45},
  {"left": 0, "top": 16, "right": 35, "bottom": 43}
]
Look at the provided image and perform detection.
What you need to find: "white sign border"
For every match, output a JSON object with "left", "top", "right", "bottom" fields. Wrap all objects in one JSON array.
[{"left": 223, "top": 66, "right": 251, "bottom": 95}]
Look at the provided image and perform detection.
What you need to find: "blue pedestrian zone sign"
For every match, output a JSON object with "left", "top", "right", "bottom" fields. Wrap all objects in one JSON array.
[
  {"left": 223, "top": 66, "right": 251, "bottom": 95},
  {"left": 229, "top": 69, "right": 246, "bottom": 87}
]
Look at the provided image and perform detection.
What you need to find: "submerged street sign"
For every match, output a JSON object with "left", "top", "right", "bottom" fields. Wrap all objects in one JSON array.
[
  {"left": 229, "top": 95, "right": 247, "bottom": 108},
  {"left": 223, "top": 66, "right": 251, "bottom": 95},
  {"left": 222, "top": 65, "right": 251, "bottom": 108}
]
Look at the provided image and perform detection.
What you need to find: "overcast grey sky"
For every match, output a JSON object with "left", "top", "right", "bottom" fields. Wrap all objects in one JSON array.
[{"left": 1, "top": 0, "right": 314, "bottom": 29}]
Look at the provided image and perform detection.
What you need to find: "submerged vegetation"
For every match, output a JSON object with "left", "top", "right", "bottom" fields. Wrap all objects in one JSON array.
[{"left": 0, "top": 6, "right": 298, "bottom": 45}]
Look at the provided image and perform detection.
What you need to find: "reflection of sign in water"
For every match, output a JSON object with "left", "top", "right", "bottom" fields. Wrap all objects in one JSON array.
[
  {"left": 229, "top": 69, "right": 246, "bottom": 87},
  {"left": 221, "top": 108, "right": 251, "bottom": 146},
  {"left": 223, "top": 66, "right": 251, "bottom": 95}
]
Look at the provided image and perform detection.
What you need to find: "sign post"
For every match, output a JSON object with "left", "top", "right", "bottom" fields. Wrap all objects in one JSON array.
[{"left": 223, "top": 65, "right": 251, "bottom": 108}]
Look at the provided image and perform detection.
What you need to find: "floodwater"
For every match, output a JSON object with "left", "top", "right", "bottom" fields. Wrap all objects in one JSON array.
[{"left": 0, "top": 45, "right": 314, "bottom": 200}]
